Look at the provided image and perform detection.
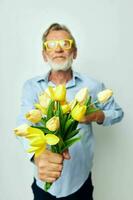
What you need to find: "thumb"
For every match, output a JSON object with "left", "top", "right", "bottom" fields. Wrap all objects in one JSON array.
[{"left": 62, "top": 149, "right": 71, "bottom": 160}]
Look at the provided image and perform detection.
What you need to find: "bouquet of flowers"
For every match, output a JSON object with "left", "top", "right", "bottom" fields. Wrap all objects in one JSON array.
[{"left": 14, "top": 85, "right": 113, "bottom": 191}]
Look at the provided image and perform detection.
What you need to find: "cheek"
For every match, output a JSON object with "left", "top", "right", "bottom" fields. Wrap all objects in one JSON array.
[
  {"left": 45, "top": 52, "right": 54, "bottom": 59},
  {"left": 64, "top": 51, "right": 73, "bottom": 57}
]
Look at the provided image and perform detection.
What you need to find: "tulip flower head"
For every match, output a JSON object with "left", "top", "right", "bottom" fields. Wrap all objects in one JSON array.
[
  {"left": 27, "top": 127, "right": 59, "bottom": 157},
  {"left": 34, "top": 103, "right": 47, "bottom": 115},
  {"left": 71, "top": 103, "right": 87, "bottom": 121},
  {"left": 97, "top": 89, "right": 113, "bottom": 103},
  {"left": 75, "top": 88, "right": 89, "bottom": 104},
  {"left": 25, "top": 109, "right": 42, "bottom": 123},
  {"left": 61, "top": 104, "right": 71, "bottom": 114},
  {"left": 46, "top": 86, "right": 55, "bottom": 100},
  {"left": 14, "top": 126, "right": 59, "bottom": 157},
  {"left": 14, "top": 124, "right": 29, "bottom": 136},
  {"left": 46, "top": 116, "right": 60, "bottom": 131},
  {"left": 54, "top": 84, "right": 66, "bottom": 102},
  {"left": 69, "top": 99, "right": 77, "bottom": 110},
  {"left": 39, "top": 92, "right": 51, "bottom": 108}
]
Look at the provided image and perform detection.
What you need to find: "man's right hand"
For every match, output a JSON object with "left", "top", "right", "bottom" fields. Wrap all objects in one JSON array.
[{"left": 34, "top": 149, "right": 70, "bottom": 183}]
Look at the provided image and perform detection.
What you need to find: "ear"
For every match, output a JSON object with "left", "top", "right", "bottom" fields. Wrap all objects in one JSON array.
[
  {"left": 73, "top": 48, "right": 77, "bottom": 59},
  {"left": 42, "top": 50, "right": 48, "bottom": 62}
]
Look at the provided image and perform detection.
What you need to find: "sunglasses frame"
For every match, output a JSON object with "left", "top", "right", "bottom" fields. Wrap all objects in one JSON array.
[{"left": 43, "top": 39, "right": 73, "bottom": 51}]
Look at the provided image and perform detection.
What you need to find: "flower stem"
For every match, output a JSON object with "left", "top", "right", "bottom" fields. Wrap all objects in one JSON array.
[{"left": 44, "top": 182, "right": 52, "bottom": 191}]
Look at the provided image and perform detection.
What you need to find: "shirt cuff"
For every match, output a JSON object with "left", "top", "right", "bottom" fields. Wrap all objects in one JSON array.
[{"left": 102, "top": 110, "right": 113, "bottom": 126}]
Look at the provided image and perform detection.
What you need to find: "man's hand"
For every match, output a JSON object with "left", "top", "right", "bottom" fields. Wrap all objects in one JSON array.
[
  {"left": 80, "top": 110, "right": 105, "bottom": 124},
  {"left": 34, "top": 149, "right": 71, "bottom": 183}
]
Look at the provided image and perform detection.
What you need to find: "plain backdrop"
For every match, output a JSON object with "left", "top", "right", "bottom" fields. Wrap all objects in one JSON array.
[{"left": 0, "top": 0, "right": 132, "bottom": 199}]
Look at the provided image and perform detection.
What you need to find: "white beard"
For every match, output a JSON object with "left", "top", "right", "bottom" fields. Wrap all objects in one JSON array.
[{"left": 47, "top": 55, "right": 73, "bottom": 71}]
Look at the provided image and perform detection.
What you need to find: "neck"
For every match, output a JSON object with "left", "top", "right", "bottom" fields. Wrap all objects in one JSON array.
[{"left": 49, "top": 68, "right": 73, "bottom": 85}]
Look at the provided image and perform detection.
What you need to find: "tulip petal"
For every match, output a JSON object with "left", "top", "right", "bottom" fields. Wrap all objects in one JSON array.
[
  {"left": 25, "top": 133, "right": 40, "bottom": 139},
  {"left": 14, "top": 124, "right": 29, "bottom": 136},
  {"left": 29, "top": 137, "right": 46, "bottom": 147},
  {"left": 54, "top": 85, "right": 66, "bottom": 101},
  {"left": 35, "top": 146, "right": 46, "bottom": 157},
  {"left": 27, "top": 146, "right": 40, "bottom": 153},
  {"left": 27, "top": 127, "right": 44, "bottom": 136},
  {"left": 34, "top": 103, "right": 47, "bottom": 114},
  {"left": 48, "top": 86, "right": 55, "bottom": 100},
  {"left": 45, "top": 134, "right": 59, "bottom": 145}
]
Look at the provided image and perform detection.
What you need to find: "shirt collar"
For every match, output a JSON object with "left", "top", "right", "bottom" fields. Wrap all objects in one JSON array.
[{"left": 36, "top": 70, "right": 82, "bottom": 88}]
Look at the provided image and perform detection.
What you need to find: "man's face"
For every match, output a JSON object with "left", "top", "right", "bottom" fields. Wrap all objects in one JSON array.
[{"left": 42, "top": 30, "right": 77, "bottom": 71}]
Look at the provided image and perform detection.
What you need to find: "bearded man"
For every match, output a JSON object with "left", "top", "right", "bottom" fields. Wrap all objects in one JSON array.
[{"left": 16, "top": 23, "right": 124, "bottom": 200}]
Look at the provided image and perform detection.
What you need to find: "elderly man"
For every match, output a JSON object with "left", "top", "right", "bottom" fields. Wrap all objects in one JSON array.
[{"left": 17, "top": 23, "right": 124, "bottom": 200}]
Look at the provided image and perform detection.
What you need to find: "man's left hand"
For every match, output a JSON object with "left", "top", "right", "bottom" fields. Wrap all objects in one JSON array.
[{"left": 80, "top": 110, "right": 105, "bottom": 124}]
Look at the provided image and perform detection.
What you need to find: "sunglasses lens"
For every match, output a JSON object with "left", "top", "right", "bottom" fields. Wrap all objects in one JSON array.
[
  {"left": 47, "top": 41, "right": 56, "bottom": 50},
  {"left": 60, "top": 40, "right": 71, "bottom": 49}
]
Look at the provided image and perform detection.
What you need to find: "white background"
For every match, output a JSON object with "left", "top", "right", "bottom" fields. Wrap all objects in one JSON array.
[{"left": 0, "top": 0, "right": 132, "bottom": 199}]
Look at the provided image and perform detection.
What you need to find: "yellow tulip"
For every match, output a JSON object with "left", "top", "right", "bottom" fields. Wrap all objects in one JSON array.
[
  {"left": 14, "top": 124, "right": 29, "bottom": 136},
  {"left": 25, "top": 109, "right": 42, "bottom": 123},
  {"left": 46, "top": 86, "right": 55, "bottom": 100},
  {"left": 61, "top": 104, "right": 71, "bottom": 114},
  {"left": 27, "top": 127, "right": 59, "bottom": 157},
  {"left": 34, "top": 103, "right": 47, "bottom": 115},
  {"left": 71, "top": 103, "right": 87, "bottom": 121},
  {"left": 69, "top": 99, "right": 77, "bottom": 110},
  {"left": 28, "top": 127, "right": 59, "bottom": 157},
  {"left": 44, "top": 85, "right": 66, "bottom": 102},
  {"left": 14, "top": 126, "right": 59, "bottom": 157},
  {"left": 46, "top": 116, "right": 60, "bottom": 131},
  {"left": 25, "top": 127, "right": 44, "bottom": 139},
  {"left": 39, "top": 92, "right": 51, "bottom": 108},
  {"left": 75, "top": 88, "right": 89, "bottom": 104},
  {"left": 54, "top": 85, "right": 66, "bottom": 102},
  {"left": 97, "top": 89, "right": 113, "bottom": 103}
]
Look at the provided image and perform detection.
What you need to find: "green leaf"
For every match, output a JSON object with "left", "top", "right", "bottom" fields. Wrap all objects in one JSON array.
[
  {"left": 71, "top": 120, "right": 78, "bottom": 131},
  {"left": 86, "top": 107, "right": 100, "bottom": 114},
  {"left": 85, "top": 96, "right": 91, "bottom": 106},
  {"left": 64, "top": 118, "right": 74, "bottom": 133},
  {"left": 61, "top": 137, "right": 81, "bottom": 152},
  {"left": 51, "top": 145, "right": 58, "bottom": 153},
  {"left": 64, "top": 128, "right": 80, "bottom": 141},
  {"left": 61, "top": 114, "right": 68, "bottom": 131},
  {"left": 44, "top": 182, "right": 52, "bottom": 191},
  {"left": 40, "top": 117, "right": 47, "bottom": 126},
  {"left": 47, "top": 100, "right": 55, "bottom": 120},
  {"left": 55, "top": 102, "right": 64, "bottom": 133}
]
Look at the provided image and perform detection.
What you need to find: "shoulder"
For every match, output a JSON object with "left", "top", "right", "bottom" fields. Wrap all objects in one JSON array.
[
  {"left": 24, "top": 75, "right": 45, "bottom": 85},
  {"left": 74, "top": 71, "right": 103, "bottom": 89},
  {"left": 21, "top": 74, "right": 46, "bottom": 95}
]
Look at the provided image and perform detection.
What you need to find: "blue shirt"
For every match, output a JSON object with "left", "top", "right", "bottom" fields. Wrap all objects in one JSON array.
[{"left": 16, "top": 70, "right": 124, "bottom": 198}]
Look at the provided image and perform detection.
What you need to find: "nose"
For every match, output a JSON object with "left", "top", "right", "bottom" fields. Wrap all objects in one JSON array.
[{"left": 55, "top": 44, "right": 64, "bottom": 52}]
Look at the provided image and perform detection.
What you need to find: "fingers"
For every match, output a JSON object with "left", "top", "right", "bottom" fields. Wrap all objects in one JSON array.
[
  {"left": 39, "top": 150, "right": 63, "bottom": 164},
  {"left": 43, "top": 162, "right": 63, "bottom": 172},
  {"left": 48, "top": 152, "right": 63, "bottom": 164},
  {"left": 62, "top": 149, "right": 71, "bottom": 160},
  {"left": 79, "top": 114, "right": 96, "bottom": 123},
  {"left": 38, "top": 175, "right": 56, "bottom": 183},
  {"left": 38, "top": 170, "right": 61, "bottom": 182},
  {"left": 34, "top": 150, "right": 64, "bottom": 183}
]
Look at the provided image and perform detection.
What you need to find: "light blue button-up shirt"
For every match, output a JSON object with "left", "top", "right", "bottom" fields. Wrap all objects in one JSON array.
[{"left": 16, "top": 70, "right": 124, "bottom": 198}]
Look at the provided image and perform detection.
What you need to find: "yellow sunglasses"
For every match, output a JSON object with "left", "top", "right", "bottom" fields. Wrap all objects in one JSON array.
[{"left": 43, "top": 39, "right": 73, "bottom": 51}]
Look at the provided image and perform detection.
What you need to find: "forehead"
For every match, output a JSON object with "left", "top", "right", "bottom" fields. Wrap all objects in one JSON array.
[{"left": 46, "top": 30, "right": 71, "bottom": 40}]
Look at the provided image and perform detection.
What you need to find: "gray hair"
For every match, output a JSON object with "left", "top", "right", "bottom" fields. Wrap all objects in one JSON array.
[{"left": 42, "top": 23, "right": 77, "bottom": 50}]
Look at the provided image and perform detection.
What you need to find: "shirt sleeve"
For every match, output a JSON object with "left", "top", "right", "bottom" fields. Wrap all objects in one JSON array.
[
  {"left": 96, "top": 83, "right": 124, "bottom": 126},
  {"left": 16, "top": 80, "right": 38, "bottom": 161}
]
